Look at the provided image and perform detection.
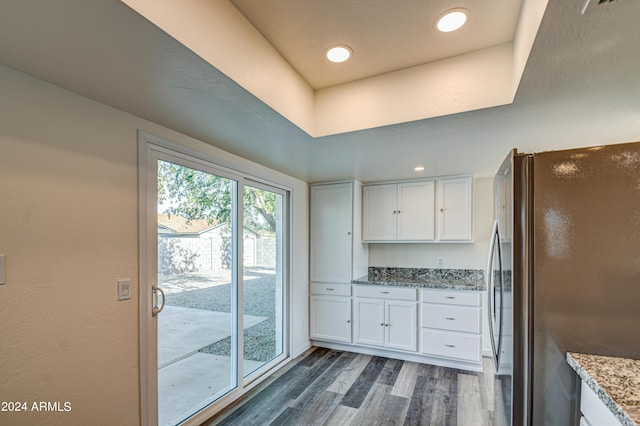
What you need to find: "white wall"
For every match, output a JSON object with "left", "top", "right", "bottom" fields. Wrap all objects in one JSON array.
[{"left": 0, "top": 64, "right": 309, "bottom": 425}]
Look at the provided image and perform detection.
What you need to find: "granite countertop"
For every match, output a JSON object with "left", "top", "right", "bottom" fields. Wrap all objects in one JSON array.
[
  {"left": 352, "top": 267, "right": 485, "bottom": 291},
  {"left": 567, "top": 352, "right": 640, "bottom": 426}
]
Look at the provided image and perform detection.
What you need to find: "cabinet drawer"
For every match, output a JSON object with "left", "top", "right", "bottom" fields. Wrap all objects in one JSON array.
[
  {"left": 421, "top": 329, "right": 481, "bottom": 363},
  {"left": 421, "top": 289, "right": 481, "bottom": 306},
  {"left": 311, "top": 283, "right": 351, "bottom": 297},
  {"left": 355, "top": 285, "right": 417, "bottom": 301},
  {"left": 421, "top": 304, "right": 480, "bottom": 333}
]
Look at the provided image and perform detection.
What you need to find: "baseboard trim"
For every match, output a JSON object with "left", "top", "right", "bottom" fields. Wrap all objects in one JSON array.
[{"left": 311, "top": 340, "right": 483, "bottom": 372}]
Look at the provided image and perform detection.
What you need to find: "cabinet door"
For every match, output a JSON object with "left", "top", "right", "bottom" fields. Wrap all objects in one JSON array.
[
  {"left": 363, "top": 184, "right": 397, "bottom": 241},
  {"left": 354, "top": 298, "right": 385, "bottom": 346},
  {"left": 438, "top": 177, "right": 473, "bottom": 241},
  {"left": 310, "top": 183, "right": 352, "bottom": 283},
  {"left": 385, "top": 301, "right": 417, "bottom": 351},
  {"left": 310, "top": 296, "right": 351, "bottom": 343},
  {"left": 397, "top": 181, "right": 435, "bottom": 240}
]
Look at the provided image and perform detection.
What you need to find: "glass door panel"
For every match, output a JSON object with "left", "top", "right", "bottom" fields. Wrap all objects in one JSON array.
[
  {"left": 242, "top": 184, "right": 285, "bottom": 377},
  {"left": 156, "top": 159, "right": 237, "bottom": 425}
]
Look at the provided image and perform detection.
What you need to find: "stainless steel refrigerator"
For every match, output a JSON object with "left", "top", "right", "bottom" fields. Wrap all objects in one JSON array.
[{"left": 487, "top": 142, "right": 640, "bottom": 426}]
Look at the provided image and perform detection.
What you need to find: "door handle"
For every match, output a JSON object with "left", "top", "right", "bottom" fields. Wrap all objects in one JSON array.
[
  {"left": 486, "top": 220, "right": 502, "bottom": 372},
  {"left": 152, "top": 286, "right": 165, "bottom": 316}
]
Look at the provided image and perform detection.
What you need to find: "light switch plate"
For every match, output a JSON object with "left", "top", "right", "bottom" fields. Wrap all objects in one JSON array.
[
  {"left": 0, "top": 255, "right": 5, "bottom": 285},
  {"left": 118, "top": 279, "right": 131, "bottom": 301}
]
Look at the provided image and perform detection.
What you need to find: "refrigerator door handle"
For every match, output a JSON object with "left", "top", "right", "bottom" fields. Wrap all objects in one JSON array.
[{"left": 487, "top": 220, "right": 504, "bottom": 372}]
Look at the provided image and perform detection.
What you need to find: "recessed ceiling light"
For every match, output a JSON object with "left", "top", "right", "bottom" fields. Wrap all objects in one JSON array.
[
  {"left": 326, "top": 45, "right": 353, "bottom": 63},
  {"left": 436, "top": 9, "right": 468, "bottom": 33},
  {"left": 414, "top": 166, "right": 425, "bottom": 172}
]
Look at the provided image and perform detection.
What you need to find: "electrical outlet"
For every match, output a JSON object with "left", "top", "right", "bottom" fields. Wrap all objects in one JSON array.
[{"left": 437, "top": 257, "right": 445, "bottom": 268}]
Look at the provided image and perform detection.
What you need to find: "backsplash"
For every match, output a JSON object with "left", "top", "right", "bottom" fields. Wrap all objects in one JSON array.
[{"left": 368, "top": 267, "right": 484, "bottom": 282}]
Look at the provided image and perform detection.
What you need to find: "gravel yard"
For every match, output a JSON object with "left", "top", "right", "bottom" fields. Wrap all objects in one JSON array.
[{"left": 162, "top": 267, "right": 280, "bottom": 363}]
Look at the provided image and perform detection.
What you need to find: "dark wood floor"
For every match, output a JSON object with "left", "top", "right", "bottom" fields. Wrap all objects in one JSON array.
[{"left": 208, "top": 347, "right": 494, "bottom": 426}]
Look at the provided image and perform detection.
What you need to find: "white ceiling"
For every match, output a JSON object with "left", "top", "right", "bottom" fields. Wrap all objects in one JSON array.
[
  {"left": 0, "top": 0, "right": 639, "bottom": 184},
  {"left": 228, "top": 0, "right": 522, "bottom": 89}
]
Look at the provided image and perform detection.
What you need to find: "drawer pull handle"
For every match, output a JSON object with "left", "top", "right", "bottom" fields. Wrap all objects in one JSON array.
[
  {"left": 445, "top": 344, "right": 456, "bottom": 348},
  {"left": 381, "top": 291, "right": 390, "bottom": 294},
  {"left": 326, "top": 288, "right": 334, "bottom": 291},
  {"left": 445, "top": 317, "right": 456, "bottom": 321},
  {"left": 347, "top": 320, "right": 351, "bottom": 323},
  {"left": 445, "top": 296, "right": 456, "bottom": 299}
]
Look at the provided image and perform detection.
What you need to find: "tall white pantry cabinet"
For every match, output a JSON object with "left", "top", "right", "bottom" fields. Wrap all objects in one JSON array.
[{"left": 309, "top": 181, "right": 368, "bottom": 343}]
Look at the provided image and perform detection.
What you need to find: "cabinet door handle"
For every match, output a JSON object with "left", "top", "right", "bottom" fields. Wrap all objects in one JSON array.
[
  {"left": 380, "top": 323, "right": 384, "bottom": 326},
  {"left": 385, "top": 324, "right": 389, "bottom": 327},
  {"left": 445, "top": 317, "right": 456, "bottom": 321},
  {"left": 445, "top": 344, "right": 456, "bottom": 348},
  {"left": 347, "top": 320, "right": 351, "bottom": 323},
  {"left": 440, "top": 208, "right": 445, "bottom": 212},
  {"left": 392, "top": 210, "right": 397, "bottom": 214}
]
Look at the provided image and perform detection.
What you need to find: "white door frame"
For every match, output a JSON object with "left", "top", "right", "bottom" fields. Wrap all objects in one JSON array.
[{"left": 138, "top": 131, "right": 291, "bottom": 425}]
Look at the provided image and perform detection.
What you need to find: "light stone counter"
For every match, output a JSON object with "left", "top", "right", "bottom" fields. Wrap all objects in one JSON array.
[
  {"left": 567, "top": 352, "right": 640, "bottom": 426},
  {"left": 352, "top": 267, "right": 485, "bottom": 291}
]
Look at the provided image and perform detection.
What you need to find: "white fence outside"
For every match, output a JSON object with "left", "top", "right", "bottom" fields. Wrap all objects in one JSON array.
[{"left": 159, "top": 234, "right": 275, "bottom": 275}]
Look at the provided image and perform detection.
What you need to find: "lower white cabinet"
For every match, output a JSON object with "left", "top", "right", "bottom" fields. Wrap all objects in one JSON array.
[
  {"left": 309, "top": 284, "right": 483, "bottom": 371},
  {"left": 354, "top": 298, "right": 417, "bottom": 352},
  {"left": 420, "top": 288, "right": 482, "bottom": 366},
  {"left": 579, "top": 380, "right": 622, "bottom": 426},
  {"left": 310, "top": 283, "right": 352, "bottom": 343}
]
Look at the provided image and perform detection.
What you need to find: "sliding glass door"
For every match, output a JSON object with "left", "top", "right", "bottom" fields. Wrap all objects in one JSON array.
[
  {"left": 140, "top": 140, "right": 289, "bottom": 426},
  {"left": 156, "top": 159, "right": 239, "bottom": 426},
  {"left": 242, "top": 184, "right": 286, "bottom": 378}
]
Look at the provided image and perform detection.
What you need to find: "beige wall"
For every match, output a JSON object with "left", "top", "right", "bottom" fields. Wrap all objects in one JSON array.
[{"left": 0, "top": 64, "right": 309, "bottom": 425}]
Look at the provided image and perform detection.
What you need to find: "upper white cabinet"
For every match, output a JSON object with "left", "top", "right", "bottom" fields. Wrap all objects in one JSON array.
[
  {"left": 363, "top": 176, "right": 473, "bottom": 242},
  {"left": 310, "top": 181, "right": 368, "bottom": 283},
  {"left": 437, "top": 176, "right": 473, "bottom": 241},
  {"left": 362, "top": 184, "right": 398, "bottom": 241},
  {"left": 363, "top": 181, "right": 436, "bottom": 241}
]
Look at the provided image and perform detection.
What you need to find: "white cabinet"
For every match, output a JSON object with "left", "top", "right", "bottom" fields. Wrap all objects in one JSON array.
[
  {"left": 354, "top": 286, "right": 418, "bottom": 352},
  {"left": 310, "top": 295, "right": 352, "bottom": 343},
  {"left": 363, "top": 176, "right": 472, "bottom": 242},
  {"left": 420, "top": 289, "right": 482, "bottom": 365},
  {"left": 437, "top": 176, "right": 473, "bottom": 241},
  {"left": 363, "top": 181, "right": 435, "bottom": 241},
  {"left": 310, "top": 182, "right": 368, "bottom": 283},
  {"left": 386, "top": 300, "right": 418, "bottom": 351},
  {"left": 579, "top": 381, "right": 622, "bottom": 426},
  {"left": 310, "top": 284, "right": 352, "bottom": 343},
  {"left": 353, "top": 298, "right": 385, "bottom": 346},
  {"left": 362, "top": 184, "right": 397, "bottom": 241},
  {"left": 309, "top": 182, "right": 367, "bottom": 344}
]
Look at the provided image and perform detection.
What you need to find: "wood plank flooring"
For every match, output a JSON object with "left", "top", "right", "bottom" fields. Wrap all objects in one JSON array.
[{"left": 207, "top": 347, "right": 494, "bottom": 426}]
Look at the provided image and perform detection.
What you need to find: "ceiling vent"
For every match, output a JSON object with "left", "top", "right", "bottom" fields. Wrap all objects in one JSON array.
[{"left": 581, "top": 0, "right": 621, "bottom": 14}]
